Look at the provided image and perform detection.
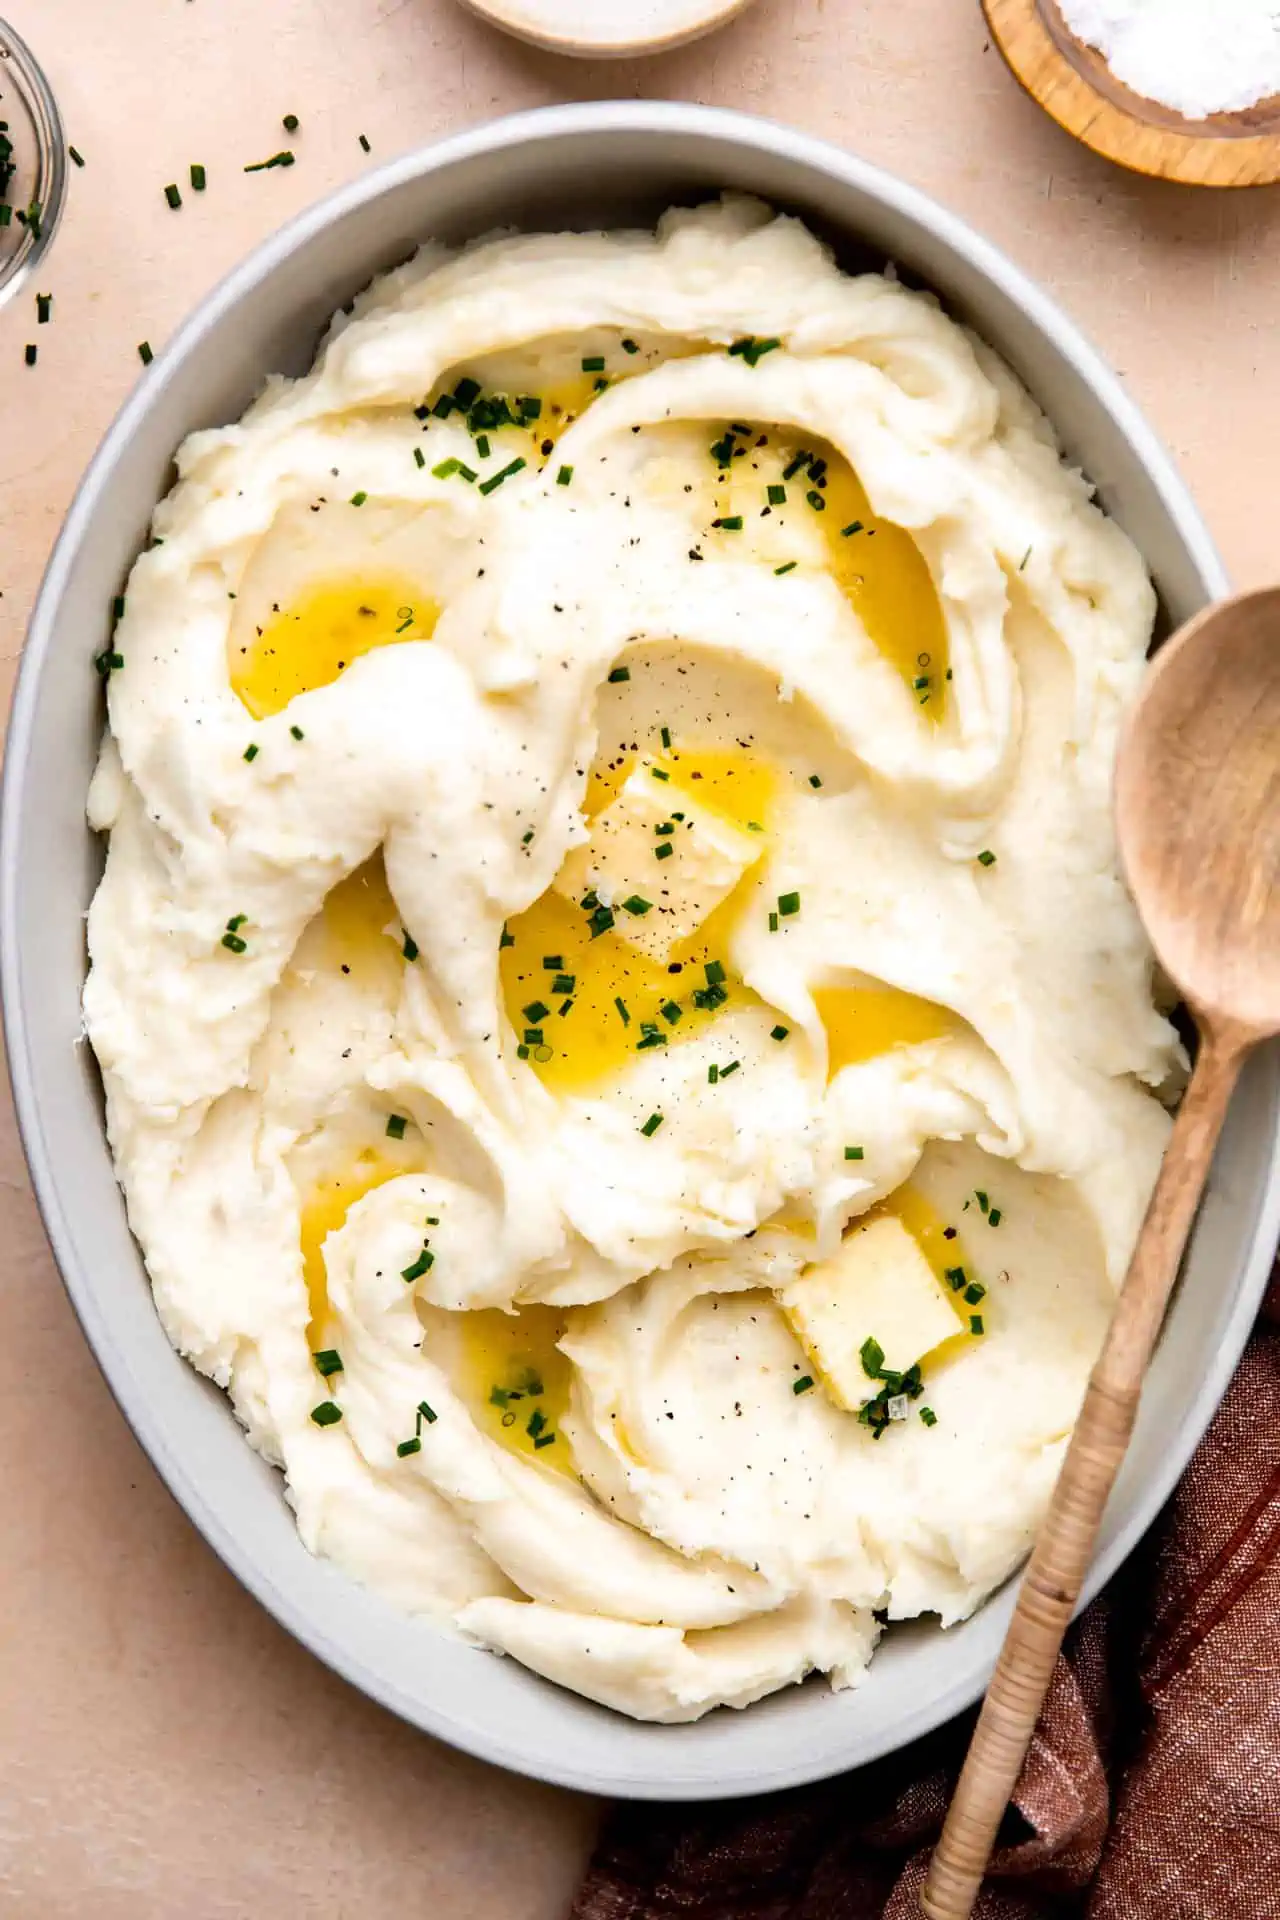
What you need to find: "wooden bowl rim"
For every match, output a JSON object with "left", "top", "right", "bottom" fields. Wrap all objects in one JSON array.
[{"left": 984, "top": 0, "right": 1280, "bottom": 187}]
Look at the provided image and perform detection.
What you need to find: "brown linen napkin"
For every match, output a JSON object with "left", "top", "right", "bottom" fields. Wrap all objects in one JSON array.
[{"left": 573, "top": 1258, "right": 1280, "bottom": 1920}]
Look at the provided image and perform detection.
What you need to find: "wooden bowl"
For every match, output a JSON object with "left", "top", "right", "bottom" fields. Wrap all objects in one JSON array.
[
  {"left": 456, "top": 0, "right": 756, "bottom": 58},
  {"left": 984, "top": 0, "right": 1280, "bottom": 187}
]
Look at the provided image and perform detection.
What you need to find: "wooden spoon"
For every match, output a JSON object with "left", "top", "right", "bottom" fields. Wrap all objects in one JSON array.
[{"left": 922, "top": 587, "right": 1280, "bottom": 1919}]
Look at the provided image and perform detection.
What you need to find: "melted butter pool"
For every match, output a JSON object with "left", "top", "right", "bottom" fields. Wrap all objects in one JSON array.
[{"left": 231, "top": 577, "right": 438, "bottom": 719}]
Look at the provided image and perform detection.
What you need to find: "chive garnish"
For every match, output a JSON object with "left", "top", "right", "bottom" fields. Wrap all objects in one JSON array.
[
  {"left": 713, "top": 515, "right": 744, "bottom": 531},
  {"left": 417, "top": 1399, "right": 437, "bottom": 1428},
  {"left": 534, "top": 1433, "right": 556, "bottom": 1449},
  {"left": 860, "top": 1336, "right": 885, "bottom": 1379},
  {"left": 782, "top": 450, "right": 809, "bottom": 481},
  {"left": 478, "top": 457, "right": 525, "bottom": 495},
  {"left": 189, "top": 162, "right": 207, "bottom": 191},
  {"left": 842, "top": 520, "right": 864, "bottom": 537},
  {"left": 719, "top": 1060, "right": 740, "bottom": 1078},
  {"left": 310, "top": 1402, "right": 342, "bottom": 1427},
  {"left": 654, "top": 842, "right": 673, "bottom": 861},
  {"left": 705, "top": 961, "right": 726, "bottom": 986},
  {"left": 767, "top": 484, "right": 786, "bottom": 505},
  {"left": 774, "top": 561, "right": 797, "bottom": 576},
  {"left": 556, "top": 464, "right": 573, "bottom": 486},
  {"left": 401, "top": 1246, "right": 435, "bottom": 1283},
  {"left": 386, "top": 1114, "right": 408, "bottom": 1140},
  {"left": 413, "top": 447, "right": 425, "bottom": 469},
  {"left": 977, "top": 849, "right": 997, "bottom": 867},
  {"left": 314, "top": 1350, "right": 343, "bottom": 1377},
  {"left": 518, "top": 395, "right": 542, "bottom": 421},
  {"left": 660, "top": 1001, "right": 682, "bottom": 1025},
  {"left": 164, "top": 183, "right": 182, "bottom": 209},
  {"left": 640, "top": 1112, "right": 664, "bottom": 1137},
  {"left": 581, "top": 355, "right": 605, "bottom": 372},
  {"left": 523, "top": 1028, "right": 544, "bottom": 1046},
  {"left": 95, "top": 650, "right": 124, "bottom": 677},
  {"left": 137, "top": 341, "right": 154, "bottom": 363},
  {"left": 23, "top": 344, "right": 36, "bottom": 367},
  {"left": 844, "top": 1146, "right": 864, "bottom": 1161},
  {"left": 358, "top": 134, "right": 371, "bottom": 152},
  {"left": 777, "top": 891, "right": 800, "bottom": 916},
  {"left": 650, "top": 767, "right": 669, "bottom": 782},
  {"left": 290, "top": 724, "right": 304, "bottom": 740},
  {"left": 36, "top": 292, "right": 51, "bottom": 323},
  {"left": 768, "top": 911, "right": 779, "bottom": 931},
  {"left": 221, "top": 931, "right": 247, "bottom": 953},
  {"left": 608, "top": 666, "right": 630, "bottom": 683},
  {"left": 708, "top": 1064, "right": 719, "bottom": 1083},
  {"left": 588, "top": 905, "right": 614, "bottom": 937},
  {"left": 988, "top": 1208, "right": 1002, "bottom": 1227},
  {"left": 727, "top": 335, "right": 781, "bottom": 366},
  {"left": 770, "top": 1025, "right": 790, "bottom": 1041},
  {"left": 523, "top": 1000, "right": 550, "bottom": 1023},
  {"left": 541, "top": 954, "right": 563, "bottom": 969},
  {"left": 806, "top": 489, "right": 826, "bottom": 512},
  {"left": 621, "top": 894, "right": 651, "bottom": 916},
  {"left": 244, "top": 150, "right": 295, "bottom": 172},
  {"left": 69, "top": 145, "right": 85, "bottom": 167},
  {"left": 527, "top": 1407, "right": 547, "bottom": 1438},
  {"left": 792, "top": 1374, "right": 815, "bottom": 1394},
  {"left": 660, "top": 725, "right": 672, "bottom": 749},
  {"left": 964, "top": 1282, "right": 986, "bottom": 1305},
  {"left": 969, "top": 1315, "right": 985, "bottom": 1335},
  {"left": 243, "top": 743, "right": 259, "bottom": 762},
  {"left": 350, "top": 490, "right": 368, "bottom": 506},
  {"left": 808, "top": 774, "right": 823, "bottom": 789},
  {"left": 396, "top": 1437, "right": 421, "bottom": 1457},
  {"left": 920, "top": 1407, "right": 938, "bottom": 1427},
  {"left": 614, "top": 996, "right": 630, "bottom": 1025}
]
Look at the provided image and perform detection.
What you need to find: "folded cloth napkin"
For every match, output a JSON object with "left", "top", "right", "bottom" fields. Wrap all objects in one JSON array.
[{"left": 573, "top": 1258, "right": 1280, "bottom": 1920}]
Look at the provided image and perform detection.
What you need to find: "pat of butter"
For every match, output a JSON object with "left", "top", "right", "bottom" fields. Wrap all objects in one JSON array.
[
  {"left": 778, "top": 1214, "right": 964, "bottom": 1411},
  {"left": 553, "top": 763, "right": 760, "bottom": 963}
]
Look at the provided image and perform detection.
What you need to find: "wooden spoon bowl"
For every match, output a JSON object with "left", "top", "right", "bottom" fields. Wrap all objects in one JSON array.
[{"left": 984, "top": 0, "right": 1280, "bottom": 186}]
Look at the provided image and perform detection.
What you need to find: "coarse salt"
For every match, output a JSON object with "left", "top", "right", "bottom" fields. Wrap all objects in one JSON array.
[{"left": 1058, "top": 0, "right": 1280, "bottom": 119}]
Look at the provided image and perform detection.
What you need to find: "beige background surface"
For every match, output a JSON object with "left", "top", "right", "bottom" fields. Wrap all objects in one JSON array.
[{"left": 2, "top": 1, "right": 1278, "bottom": 1914}]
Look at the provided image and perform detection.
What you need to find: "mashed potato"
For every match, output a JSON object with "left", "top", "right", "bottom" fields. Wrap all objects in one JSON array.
[{"left": 83, "top": 199, "right": 1176, "bottom": 1721}]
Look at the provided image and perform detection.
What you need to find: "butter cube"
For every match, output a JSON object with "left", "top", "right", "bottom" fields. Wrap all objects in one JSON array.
[
  {"left": 553, "top": 763, "right": 760, "bottom": 964},
  {"left": 777, "top": 1214, "right": 964, "bottom": 1411}
]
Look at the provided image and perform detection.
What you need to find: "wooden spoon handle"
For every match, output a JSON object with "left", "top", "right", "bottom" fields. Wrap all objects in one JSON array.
[{"left": 920, "top": 1027, "right": 1246, "bottom": 1920}]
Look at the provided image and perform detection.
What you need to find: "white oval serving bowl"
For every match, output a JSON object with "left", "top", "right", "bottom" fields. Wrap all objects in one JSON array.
[
  {"left": 3, "top": 101, "right": 1278, "bottom": 1801},
  {"left": 457, "top": 0, "right": 757, "bottom": 58}
]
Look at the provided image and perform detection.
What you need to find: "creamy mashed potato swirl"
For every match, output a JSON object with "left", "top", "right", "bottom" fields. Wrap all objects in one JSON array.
[{"left": 84, "top": 200, "right": 1176, "bottom": 1722}]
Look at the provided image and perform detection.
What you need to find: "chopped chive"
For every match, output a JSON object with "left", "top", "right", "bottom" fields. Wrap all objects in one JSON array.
[
  {"left": 283, "top": 113, "right": 299, "bottom": 132},
  {"left": 650, "top": 767, "right": 669, "bottom": 782},
  {"left": 654, "top": 841, "right": 673, "bottom": 861},
  {"left": 774, "top": 561, "right": 797, "bottom": 576},
  {"left": 640, "top": 1112, "right": 664, "bottom": 1137},
  {"left": 95, "top": 650, "right": 125, "bottom": 676},
  {"left": 401, "top": 1247, "right": 435, "bottom": 1283},
  {"left": 806, "top": 489, "right": 826, "bottom": 512},
  {"left": 841, "top": 520, "right": 864, "bottom": 538},
  {"left": 913, "top": 676, "right": 930, "bottom": 690},
  {"left": 708, "top": 1064, "right": 719, "bottom": 1084},
  {"left": 660, "top": 1000, "right": 682, "bottom": 1025},
  {"left": 36, "top": 292, "right": 51, "bottom": 323},
  {"left": 1019, "top": 545, "right": 1032, "bottom": 571},
  {"left": 534, "top": 1433, "right": 556, "bottom": 1449},
  {"left": 770, "top": 1025, "right": 790, "bottom": 1042},
  {"left": 541, "top": 954, "right": 563, "bottom": 969},
  {"left": 782, "top": 450, "right": 809, "bottom": 481},
  {"left": 396, "top": 1437, "right": 421, "bottom": 1457},
  {"left": 350, "top": 490, "right": 368, "bottom": 506},
  {"left": 969, "top": 1314, "right": 985, "bottom": 1335},
  {"left": 523, "top": 1000, "right": 550, "bottom": 1023},
  {"left": 243, "top": 742, "right": 259, "bottom": 762},
  {"left": 621, "top": 894, "right": 651, "bottom": 916},
  {"left": 521, "top": 829, "right": 534, "bottom": 847},
  {"left": 581, "top": 355, "right": 605, "bottom": 372},
  {"left": 920, "top": 1407, "right": 938, "bottom": 1427},
  {"left": 767, "top": 483, "right": 786, "bottom": 505},
  {"left": 792, "top": 1374, "right": 815, "bottom": 1394},
  {"left": 416, "top": 1399, "right": 438, "bottom": 1428},
  {"left": 478, "top": 457, "right": 525, "bottom": 495},
  {"left": 777, "top": 891, "right": 800, "bottom": 917},
  {"left": 808, "top": 774, "right": 823, "bottom": 789},
  {"left": 473, "top": 433, "right": 491, "bottom": 459},
  {"left": 719, "top": 1060, "right": 740, "bottom": 1078},
  {"left": 244, "top": 149, "right": 295, "bottom": 172},
  {"left": 976, "top": 1190, "right": 990, "bottom": 1213},
  {"left": 221, "top": 932, "right": 247, "bottom": 953},
  {"left": 23, "top": 344, "right": 36, "bottom": 366},
  {"left": 164, "top": 183, "right": 182, "bottom": 209},
  {"left": 713, "top": 515, "right": 744, "bottom": 531},
  {"left": 314, "top": 1349, "right": 343, "bottom": 1377},
  {"left": 517, "top": 395, "right": 542, "bottom": 421},
  {"left": 556, "top": 464, "right": 573, "bottom": 486},
  {"left": 614, "top": 996, "right": 630, "bottom": 1025},
  {"left": 768, "top": 910, "right": 779, "bottom": 931},
  {"left": 587, "top": 905, "right": 614, "bottom": 937},
  {"left": 190, "top": 162, "right": 207, "bottom": 191},
  {"left": 386, "top": 1114, "right": 408, "bottom": 1140},
  {"left": 413, "top": 447, "right": 425, "bottom": 468},
  {"left": 225, "top": 914, "right": 247, "bottom": 933},
  {"left": 69, "top": 145, "right": 85, "bottom": 167},
  {"left": 944, "top": 1266, "right": 967, "bottom": 1291},
  {"left": 727, "top": 335, "right": 781, "bottom": 366},
  {"left": 844, "top": 1145, "right": 865, "bottom": 1161},
  {"left": 527, "top": 1407, "right": 547, "bottom": 1438},
  {"left": 137, "top": 340, "right": 154, "bottom": 365},
  {"left": 621, "top": 337, "right": 639, "bottom": 354},
  {"left": 704, "top": 961, "right": 725, "bottom": 986},
  {"left": 310, "top": 1401, "right": 343, "bottom": 1427},
  {"left": 499, "top": 928, "right": 514, "bottom": 950},
  {"left": 860, "top": 1336, "right": 885, "bottom": 1379},
  {"left": 358, "top": 133, "right": 371, "bottom": 152},
  {"left": 659, "top": 725, "right": 672, "bottom": 749},
  {"left": 550, "top": 974, "right": 575, "bottom": 995},
  {"left": 608, "top": 666, "right": 630, "bottom": 683},
  {"left": 988, "top": 1207, "right": 1003, "bottom": 1228},
  {"left": 290, "top": 724, "right": 304, "bottom": 740},
  {"left": 523, "top": 1028, "right": 544, "bottom": 1046},
  {"left": 964, "top": 1282, "right": 986, "bottom": 1305},
  {"left": 977, "top": 849, "right": 997, "bottom": 867}
]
